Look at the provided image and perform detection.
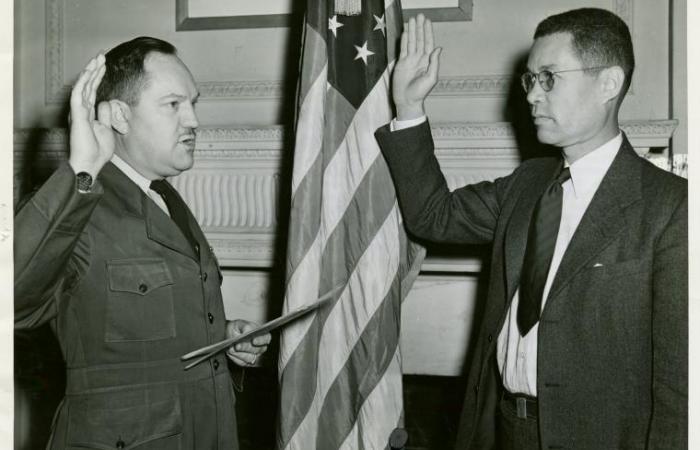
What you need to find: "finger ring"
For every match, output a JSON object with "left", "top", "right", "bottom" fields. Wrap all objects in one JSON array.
[{"left": 251, "top": 354, "right": 258, "bottom": 365}]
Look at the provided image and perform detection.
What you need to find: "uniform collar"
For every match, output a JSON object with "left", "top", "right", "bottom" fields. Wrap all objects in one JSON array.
[{"left": 110, "top": 154, "right": 156, "bottom": 194}]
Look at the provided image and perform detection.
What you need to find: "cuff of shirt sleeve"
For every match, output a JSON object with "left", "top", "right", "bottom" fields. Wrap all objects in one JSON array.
[{"left": 390, "top": 115, "right": 427, "bottom": 132}]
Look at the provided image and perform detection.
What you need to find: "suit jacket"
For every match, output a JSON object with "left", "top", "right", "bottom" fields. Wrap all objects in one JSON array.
[
  {"left": 15, "top": 162, "right": 239, "bottom": 450},
  {"left": 376, "top": 121, "right": 687, "bottom": 449}
]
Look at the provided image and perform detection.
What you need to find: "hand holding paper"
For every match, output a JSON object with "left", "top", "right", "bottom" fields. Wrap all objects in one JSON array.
[
  {"left": 181, "top": 283, "right": 344, "bottom": 369},
  {"left": 225, "top": 319, "right": 271, "bottom": 367}
]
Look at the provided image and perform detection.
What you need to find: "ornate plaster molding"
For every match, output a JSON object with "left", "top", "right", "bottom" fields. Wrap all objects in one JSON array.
[
  {"left": 13, "top": 119, "right": 676, "bottom": 159},
  {"left": 432, "top": 75, "right": 512, "bottom": 97},
  {"left": 197, "top": 80, "right": 283, "bottom": 100},
  {"left": 13, "top": 116, "right": 678, "bottom": 267}
]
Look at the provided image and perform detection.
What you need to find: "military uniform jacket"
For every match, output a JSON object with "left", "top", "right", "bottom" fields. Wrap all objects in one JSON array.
[
  {"left": 376, "top": 121, "right": 688, "bottom": 450},
  {"left": 15, "top": 162, "right": 239, "bottom": 450}
]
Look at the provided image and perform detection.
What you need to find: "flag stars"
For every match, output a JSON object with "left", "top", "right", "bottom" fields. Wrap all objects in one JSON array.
[
  {"left": 373, "top": 14, "right": 386, "bottom": 36},
  {"left": 354, "top": 41, "right": 375, "bottom": 65},
  {"left": 328, "top": 15, "right": 344, "bottom": 37}
]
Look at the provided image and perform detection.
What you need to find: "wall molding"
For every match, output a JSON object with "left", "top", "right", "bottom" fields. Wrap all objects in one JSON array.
[
  {"left": 14, "top": 118, "right": 677, "bottom": 268},
  {"left": 44, "top": 0, "right": 634, "bottom": 103}
]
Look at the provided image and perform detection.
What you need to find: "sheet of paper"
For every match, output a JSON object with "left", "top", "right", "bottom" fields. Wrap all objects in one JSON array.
[{"left": 181, "top": 284, "right": 344, "bottom": 366}]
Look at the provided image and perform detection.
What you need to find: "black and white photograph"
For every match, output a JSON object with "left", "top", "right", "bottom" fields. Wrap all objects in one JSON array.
[{"left": 6, "top": 0, "right": 694, "bottom": 449}]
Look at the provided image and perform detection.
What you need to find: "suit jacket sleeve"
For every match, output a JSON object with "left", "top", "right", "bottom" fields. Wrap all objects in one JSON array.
[
  {"left": 648, "top": 192, "right": 688, "bottom": 448},
  {"left": 14, "top": 162, "right": 103, "bottom": 329},
  {"left": 375, "top": 120, "right": 513, "bottom": 244}
]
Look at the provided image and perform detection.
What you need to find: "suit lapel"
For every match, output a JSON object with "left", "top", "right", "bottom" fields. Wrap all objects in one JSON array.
[
  {"left": 100, "top": 163, "right": 198, "bottom": 260},
  {"left": 543, "top": 136, "right": 642, "bottom": 307},
  {"left": 503, "top": 158, "right": 562, "bottom": 302}
]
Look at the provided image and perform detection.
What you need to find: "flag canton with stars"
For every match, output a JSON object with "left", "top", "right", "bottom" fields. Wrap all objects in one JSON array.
[{"left": 325, "top": 1, "right": 389, "bottom": 109}]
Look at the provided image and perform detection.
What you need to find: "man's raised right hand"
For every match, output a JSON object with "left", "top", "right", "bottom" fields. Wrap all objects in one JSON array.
[
  {"left": 392, "top": 14, "right": 441, "bottom": 121},
  {"left": 68, "top": 54, "right": 115, "bottom": 178}
]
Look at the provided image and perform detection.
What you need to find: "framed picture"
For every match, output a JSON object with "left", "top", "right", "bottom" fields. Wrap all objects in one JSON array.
[{"left": 176, "top": 0, "right": 472, "bottom": 30}]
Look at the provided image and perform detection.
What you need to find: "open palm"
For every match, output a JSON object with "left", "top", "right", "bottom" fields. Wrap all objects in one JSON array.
[
  {"left": 69, "top": 54, "right": 115, "bottom": 175},
  {"left": 392, "top": 14, "right": 441, "bottom": 120}
]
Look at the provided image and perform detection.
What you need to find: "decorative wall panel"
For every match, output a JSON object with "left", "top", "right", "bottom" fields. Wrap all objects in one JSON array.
[{"left": 14, "top": 119, "right": 677, "bottom": 269}]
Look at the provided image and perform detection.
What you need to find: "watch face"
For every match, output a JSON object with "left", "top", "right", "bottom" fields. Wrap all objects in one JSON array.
[{"left": 76, "top": 172, "right": 93, "bottom": 192}]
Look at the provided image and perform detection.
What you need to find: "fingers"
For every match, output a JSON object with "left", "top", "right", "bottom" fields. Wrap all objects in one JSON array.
[
  {"left": 227, "top": 351, "right": 259, "bottom": 367},
  {"left": 424, "top": 16, "right": 434, "bottom": 54},
  {"left": 228, "top": 334, "right": 269, "bottom": 366},
  {"left": 405, "top": 14, "right": 433, "bottom": 59},
  {"left": 427, "top": 47, "right": 442, "bottom": 81},
  {"left": 252, "top": 333, "right": 271, "bottom": 346},
  {"left": 71, "top": 57, "right": 96, "bottom": 109},
  {"left": 232, "top": 335, "right": 270, "bottom": 353},
  {"left": 70, "top": 53, "right": 105, "bottom": 121},
  {"left": 416, "top": 14, "right": 425, "bottom": 55},
  {"left": 400, "top": 31, "right": 408, "bottom": 59},
  {"left": 87, "top": 55, "right": 106, "bottom": 106}
]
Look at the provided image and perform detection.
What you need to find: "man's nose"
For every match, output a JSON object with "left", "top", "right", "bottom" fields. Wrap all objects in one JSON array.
[
  {"left": 181, "top": 103, "right": 199, "bottom": 129},
  {"left": 526, "top": 81, "right": 545, "bottom": 106}
]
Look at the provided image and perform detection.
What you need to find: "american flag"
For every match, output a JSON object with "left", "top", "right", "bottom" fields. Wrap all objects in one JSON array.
[{"left": 276, "top": 0, "right": 425, "bottom": 448}]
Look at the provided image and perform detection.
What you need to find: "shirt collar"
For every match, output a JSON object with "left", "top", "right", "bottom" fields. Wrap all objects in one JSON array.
[
  {"left": 110, "top": 154, "right": 155, "bottom": 194},
  {"left": 565, "top": 132, "right": 622, "bottom": 198}
]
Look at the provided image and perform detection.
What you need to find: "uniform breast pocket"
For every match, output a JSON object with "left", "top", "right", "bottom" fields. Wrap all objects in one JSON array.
[{"left": 105, "top": 259, "right": 176, "bottom": 342}]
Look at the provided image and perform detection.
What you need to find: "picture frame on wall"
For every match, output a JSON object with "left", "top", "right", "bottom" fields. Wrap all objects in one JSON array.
[{"left": 176, "top": 0, "right": 473, "bottom": 30}]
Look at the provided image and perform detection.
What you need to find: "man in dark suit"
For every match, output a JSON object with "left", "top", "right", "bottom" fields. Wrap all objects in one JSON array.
[
  {"left": 14, "top": 37, "right": 271, "bottom": 449},
  {"left": 375, "top": 8, "right": 687, "bottom": 450}
]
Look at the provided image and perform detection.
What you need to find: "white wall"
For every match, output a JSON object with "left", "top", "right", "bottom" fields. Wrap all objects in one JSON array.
[{"left": 15, "top": 0, "right": 672, "bottom": 128}]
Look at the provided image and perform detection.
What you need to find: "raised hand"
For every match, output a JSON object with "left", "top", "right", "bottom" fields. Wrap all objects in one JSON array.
[
  {"left": 69, "top": 54, "right": 115, "bottom": 178},
  {"left": 392, "top": 14, "right": 441, "bottom": 121}
]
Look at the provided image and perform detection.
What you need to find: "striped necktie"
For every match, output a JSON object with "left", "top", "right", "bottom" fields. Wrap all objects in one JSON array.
[{"left": 517, "top": 166, "right": 571, "bottom": 336}]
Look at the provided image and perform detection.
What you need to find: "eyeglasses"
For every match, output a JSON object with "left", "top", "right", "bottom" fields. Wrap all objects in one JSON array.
[{"left": 520, "top": 66, "right": 609, "bottom": 93}]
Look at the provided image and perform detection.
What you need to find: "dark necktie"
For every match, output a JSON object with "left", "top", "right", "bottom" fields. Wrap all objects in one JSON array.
[
  {"left": 150, "top": 179, "right": 199, "bottom": 255},
  {"left": 517, "top": 166, "right": 571, "bottom": 336}
]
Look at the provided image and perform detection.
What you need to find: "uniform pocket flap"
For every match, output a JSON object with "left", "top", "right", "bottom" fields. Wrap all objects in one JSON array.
[
  {"left": 108, "top": 259, "right": 173, "bottom": 295},
  {"left": 66, "top": 384, "right": 182, "bottom": 449}
]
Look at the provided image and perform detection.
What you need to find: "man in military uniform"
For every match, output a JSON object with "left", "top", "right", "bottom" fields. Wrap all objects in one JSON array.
[{"left": 14, "top": 37, "right": 271, "bottom": 449}]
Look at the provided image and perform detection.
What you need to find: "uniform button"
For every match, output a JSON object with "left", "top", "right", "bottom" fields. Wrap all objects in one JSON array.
[
  {"left": 488, "top": 334, "right": 493, "bottom": 343},
  {"left": 202, "top": 272, "right": 208, "bottom": 282},
  {"left": 138, "top": 283, "right": 148, "bottom": 293},
  {"left": 473, "top": 384, "right": 479, "bottom": 394},
  {"left": 213, "top": 359, "right": 220, "bottom": 370},
  {"left": 116, "top": 439, "right": 125, "bottom": 449},
  {"left": 194, "top": 244, "right": 200, "bottom": 253},
  {"left": 208, "top": 313, "right": 214, "bottom": 324}
]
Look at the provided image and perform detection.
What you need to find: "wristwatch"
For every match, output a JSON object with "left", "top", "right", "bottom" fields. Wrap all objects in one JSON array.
[{"left": 76, "top": 172, "right": 93, "bottom": 193}]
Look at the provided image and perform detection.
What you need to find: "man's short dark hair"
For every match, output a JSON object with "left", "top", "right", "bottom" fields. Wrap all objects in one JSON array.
[
  {"left": 96, "top": 36, "right": 177, "bottom": 106},
  {"left": 534, "top": 8, "right": 635, "bottom": 98}
]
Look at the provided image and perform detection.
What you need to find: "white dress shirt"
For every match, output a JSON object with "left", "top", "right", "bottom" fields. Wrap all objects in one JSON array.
[
  {"left": 391, "top": 116, "right": 622, "bottom": 396},
  {"left": 110, "top": 154, "right": 170, "bottom": 216},
  {"left": 496, "top": 133, "right": 622, "bottom": 396}
]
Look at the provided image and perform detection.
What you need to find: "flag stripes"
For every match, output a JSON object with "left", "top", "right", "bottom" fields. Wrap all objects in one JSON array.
[
  {"left": 337, "top": 347, "right": 403, "bottom": 450},
  {"left": 278, "top": 0, "right": 425, "bottom": 448}
]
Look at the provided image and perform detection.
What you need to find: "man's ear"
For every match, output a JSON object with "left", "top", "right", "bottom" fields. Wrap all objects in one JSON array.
[
  {"left": 109, "top": 100, "right": 131, "bottom": 135},
  {"left": 598, "top": 66, "right": 625, "bottom": 103}
]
